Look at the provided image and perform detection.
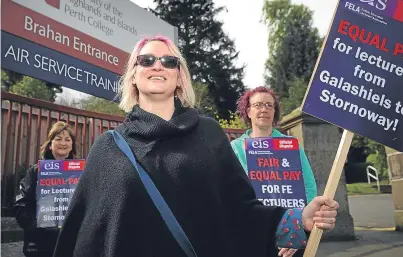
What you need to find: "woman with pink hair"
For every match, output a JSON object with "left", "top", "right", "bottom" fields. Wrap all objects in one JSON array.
[
  {"left": 231, "top": 87, "right": 318, "bottom": 257},
  {"left": 53, "top": 36, "right": 336, "bottom": 257}
]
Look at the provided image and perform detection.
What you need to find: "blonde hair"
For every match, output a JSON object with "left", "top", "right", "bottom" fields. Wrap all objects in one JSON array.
[
  {"left": 40, "top": 121, "right": 77, "bottom": 159},
  {"left": 117, "top": 35, "right": 195, "bottom": 112}
]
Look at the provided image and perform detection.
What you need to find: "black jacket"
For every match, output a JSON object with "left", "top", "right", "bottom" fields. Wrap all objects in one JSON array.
[
  {"left": 53, "top": 105, "right": 287, "bottom": 257},
  {"left": 14, "top": 152, "right": 74, "bottom": 257}
]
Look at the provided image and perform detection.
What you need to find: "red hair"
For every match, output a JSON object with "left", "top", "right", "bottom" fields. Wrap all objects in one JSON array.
[{"left": 236, "top": 86, "right": 281, "bottom": 127}]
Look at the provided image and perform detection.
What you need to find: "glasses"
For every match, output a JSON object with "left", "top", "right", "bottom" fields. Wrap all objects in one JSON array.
[
  {"left": 250, "top": 102, "right": 275, "bottom": 110},
  {"left": 136, "top": 54, "right": 179, "bottom": 69}
]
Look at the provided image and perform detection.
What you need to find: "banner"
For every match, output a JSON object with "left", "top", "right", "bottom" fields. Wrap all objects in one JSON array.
[
  {"left": 245, "top": 137, "right": 307, "bottom": 209},
  {"left": 36, "top": 159, "right": 85, "bottom": 228},
  {"left": 8, "top": 0, "right": 176, "bottom": 54},
  {"left": 2, "top": 31, "right": 119, "bottom": 101},
  {"left": 1, "top": 0, "right": 177, "bottom": 100},
  {"left": 302, "top": 0, "right": 403, "bottom": 152}
]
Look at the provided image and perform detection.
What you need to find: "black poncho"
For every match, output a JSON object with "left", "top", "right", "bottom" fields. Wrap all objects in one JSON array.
[{"left": 53, "top": 104, "right": 286, "bottom": 257}]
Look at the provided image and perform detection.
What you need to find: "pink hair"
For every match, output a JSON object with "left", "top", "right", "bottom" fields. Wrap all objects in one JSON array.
[
  {"left": 236, "top": 86, "right": 281, "bottom": 127},
  {"left": 135, "top": 35, "right": 172, "bottom": 51}
]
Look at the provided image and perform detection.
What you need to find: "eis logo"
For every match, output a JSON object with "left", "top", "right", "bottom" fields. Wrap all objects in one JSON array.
[
  {"left": 360, "top": 0, "right": 387, "bottom": 10},
  {"left": 45, "top": 0, "right": 60, "bottom": 9},
  {"left": 43, "top": 161, "right": 60, "bottom": 170},
  {"left": 250, "top": 139, "right": 270, "bottom": 149},
  {"left": 359, "top": 0, "right": 403, "bottom": 21},
  {"left": 246, "top": 138, "right": 272, "bottom": 154}
]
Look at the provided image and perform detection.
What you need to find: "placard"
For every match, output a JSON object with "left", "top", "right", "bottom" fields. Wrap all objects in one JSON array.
[
  {"left": 36, "top": 159, "right": 85, "bottom": 228},
  {"left": 245, "top": 137, "right": 307, "bottom": 208}
]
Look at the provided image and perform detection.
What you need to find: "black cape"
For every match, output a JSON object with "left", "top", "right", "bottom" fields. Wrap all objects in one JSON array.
[{"left": 53, "top": 104, "right": 286, "bottom": 257}]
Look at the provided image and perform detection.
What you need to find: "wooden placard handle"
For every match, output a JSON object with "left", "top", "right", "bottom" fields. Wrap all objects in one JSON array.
[{"left": 303, "top": 129, "right": 354, "bottom": 257}]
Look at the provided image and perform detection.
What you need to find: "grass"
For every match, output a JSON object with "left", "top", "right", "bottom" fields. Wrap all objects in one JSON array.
[{"left": 347, "top": 181, "right": 390, "bottom": 195}]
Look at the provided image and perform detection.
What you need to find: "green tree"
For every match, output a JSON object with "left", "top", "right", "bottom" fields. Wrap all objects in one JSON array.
[
  {"left": 55, "top": 96, "right": 82, "bottom": 108},
  {"left": 80, "top": 96, "right": 125, "bottom": 116},
  {"left": 2, "top": 68, "right": 63, "bottom": 102},
  {"left": 10, "top": 76, "right": 62, "bottom": 102},
  {"left": 349, "top": 134, "right": 388, "bottom": 180},
  {"left": 2, "top": 68, "right": 23, "bottom": 91},
  {"left": 280, "top": 77, "right": 309, "bottom": 115},
  {"left": 193, "top": 82, "right": 216, "bottom": 116},
  {"left": 153, "top": 0, "right": 246, "bottom": 118},
  {"left": 262, "top": 0, "right": 322, "bottom": 113},
  {"left": 1, "top": 69, "right": 9, "bottom": 91},
  {"left": 366, "top": 140, "right": 388, "bottom": 180},
  {"left": 216, "top": 111, "right": 248, "bottom": 129}
]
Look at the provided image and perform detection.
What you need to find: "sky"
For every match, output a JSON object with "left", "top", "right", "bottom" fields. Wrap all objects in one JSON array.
[{"left": 59, "top": 0, "right": 339, "bottom": 100}]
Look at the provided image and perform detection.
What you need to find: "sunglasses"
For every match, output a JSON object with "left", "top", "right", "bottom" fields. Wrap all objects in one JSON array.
[{"left": 136, "top": 54, "right": 180, "bottom": 69}]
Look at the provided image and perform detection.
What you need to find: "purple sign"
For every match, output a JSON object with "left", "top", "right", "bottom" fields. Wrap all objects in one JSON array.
[
  {"left": 302, "top": 0, "right": 403, "bottom": 152},
  {"left": 245, "top": 137, "right": 307, "bottom": 209},
  {"left": 36, "top": 159, "right": 85, "bottom": 228}
]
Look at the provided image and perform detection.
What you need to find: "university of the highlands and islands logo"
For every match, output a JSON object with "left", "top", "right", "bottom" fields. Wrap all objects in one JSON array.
[{"left": 45, "top": 0, "right": 60, "bottom": 9}]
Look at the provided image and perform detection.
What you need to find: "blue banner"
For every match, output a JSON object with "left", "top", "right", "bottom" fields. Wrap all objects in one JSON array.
[
  {"left": 36, "top": 159, "right": 85, "bottom": 228},
  {"left": 245, "top": 137, "right": 307, "bottom": 209},
  {"left": 302, "top": 0, "right": 403, "bottom": 152},
  {"left": 1, "top": 31, "right": 120, "bottom": 101}
]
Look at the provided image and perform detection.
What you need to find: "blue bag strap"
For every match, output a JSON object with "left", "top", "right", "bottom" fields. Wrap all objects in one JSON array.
[{"left": 107, "top": 130, "right": 197, "bottom": 257}]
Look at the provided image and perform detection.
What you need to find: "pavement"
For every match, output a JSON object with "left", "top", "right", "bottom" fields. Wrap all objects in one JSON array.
[
  {"left": 317, "top": 229, "right": 403, "bottom": 257},
  {"left": 317, "top": 194, "right": 402, "bottom": 257},
  {"left": 0, "top": 241, "right": 24, "bottom": 257},
  {"left": 348, "top": 194, "right": 396, "bottom": 229},
  {"left": 2, "top": 194, "right": 402, "bottom": 257}
]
